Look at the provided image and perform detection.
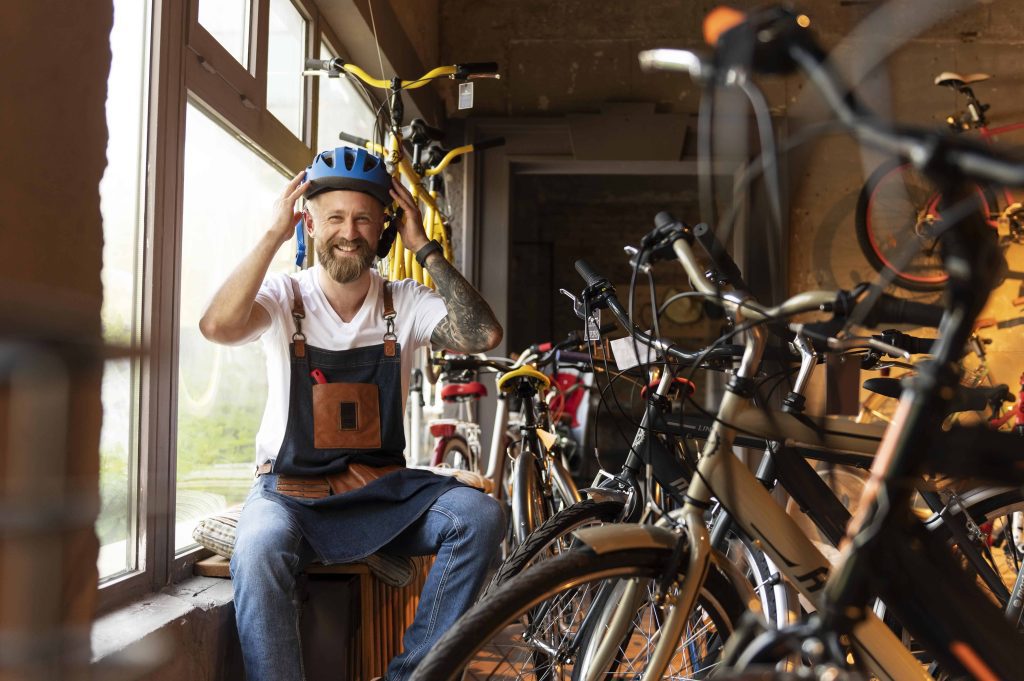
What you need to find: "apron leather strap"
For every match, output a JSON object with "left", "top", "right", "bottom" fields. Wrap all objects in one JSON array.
[
  {"left": 382, "top": 281, "right": 397, "bottom": 357},
  {"left": 288, "top": 276, "right": 306, "bottom": 358}
]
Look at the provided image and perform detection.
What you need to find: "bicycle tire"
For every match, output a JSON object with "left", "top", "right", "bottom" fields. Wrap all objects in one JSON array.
[
  {"left": 408, "top": 546, "right": 745, "bottom": 681},
  {"left": 855, "top": 160, "right": 997, "bottom": 292},
  {"left": 931, "top": 486, "right": 1024, "bottom": 609},
  {"left": 485, "top": 498, "right": 625, "bottom": 593},
  {"left": 723, "top": 530, "right": 795, "bottom": 630},
  {"left": 435, "top": 434, "right": 475, "bottom": 471},
  {"left": 855, "top": 160, "right": 948, "bottom": 291},
  {"left": 509, "top": 450, "right": 552, "bottom": 546}
]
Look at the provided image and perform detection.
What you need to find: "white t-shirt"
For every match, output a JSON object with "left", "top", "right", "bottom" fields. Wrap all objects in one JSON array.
[{"left": 252, "top": 266, "right": 448, "bottom": 465}]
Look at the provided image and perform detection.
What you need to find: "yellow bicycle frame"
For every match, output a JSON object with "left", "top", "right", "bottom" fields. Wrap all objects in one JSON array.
[
  {"left": 329, "top": 62, "right": 494, "bottom": 289},
  {"left": 355, "top": 137, "right": 478, "bottom": 289}
]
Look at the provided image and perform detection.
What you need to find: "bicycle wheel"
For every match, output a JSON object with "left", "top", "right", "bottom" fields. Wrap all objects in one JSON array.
[
  {"left": 408, "top": 546, "right": 745, "bottom": 681},
  {"left": 855, "top": 160, "right": 950, "bottom": 291},
  {"left": 722, "top": 530, "right": 795, "bottom": 630},
  {"left": 509, "top": 450, "right": 552, "bottom": 546},
  {"left": 485, "top": 499, "right": 625, "bottom": 593},
  {"left": 437, "top": 434, "right": 475, "bottom": 471},
  {"left": 938, "top": 486, "right": 1024, "bottom": 608}
]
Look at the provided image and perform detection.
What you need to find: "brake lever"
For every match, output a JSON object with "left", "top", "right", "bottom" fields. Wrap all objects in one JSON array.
[{"left": 559, "top": 288, "right": 587, "bottom": 320}]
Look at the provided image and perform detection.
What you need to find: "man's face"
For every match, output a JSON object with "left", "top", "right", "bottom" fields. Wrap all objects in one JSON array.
[{"left": 306, "top": 190, "right": 385, "bottom": 284}]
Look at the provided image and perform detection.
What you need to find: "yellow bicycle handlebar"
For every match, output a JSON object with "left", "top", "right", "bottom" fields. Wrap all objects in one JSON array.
[{"left": 340, "top": 63, "right": 480, "bottom": 91}]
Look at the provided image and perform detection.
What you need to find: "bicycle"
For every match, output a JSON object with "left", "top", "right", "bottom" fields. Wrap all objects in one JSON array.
[
  {"left": 481, "top": 218, "right": 1020, "bottom": 639},
  {"left": 302, "top": 57, "right": 504, "bottom": 288},
  {"left": 855, "top": 70, "right": 1024, "bottom": 291},
  {"left": 409, "top": 9, "right": 1024, "bottom": 676},
  {"left": 644, "top": 8, "right": 1024, "bottom": 679}
]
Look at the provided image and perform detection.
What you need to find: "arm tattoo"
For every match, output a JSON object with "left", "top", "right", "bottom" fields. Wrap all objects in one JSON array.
[{"left": 425, "top": 254, "right": 503, "bottom": 353}]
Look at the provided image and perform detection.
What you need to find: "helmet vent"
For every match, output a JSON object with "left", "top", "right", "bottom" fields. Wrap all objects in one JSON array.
[
  {"left": 361, "top": 154, "right": 377, "bottom": 173},
  {"left": 323, "top": 151, "right": 335, "bottom": 168}
]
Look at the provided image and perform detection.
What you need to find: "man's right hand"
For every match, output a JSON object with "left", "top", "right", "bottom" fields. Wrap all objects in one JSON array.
[
  {"left": 200, "top": 170, "right": 309, "bottom": 345},
  {"left": 270, "top": 170, "right": 311, "bottom": 246}
]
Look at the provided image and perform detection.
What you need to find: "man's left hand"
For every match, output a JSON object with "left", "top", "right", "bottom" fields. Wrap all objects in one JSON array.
[{"left": 389, "top": 178, "right": 429, "bottom": 253}]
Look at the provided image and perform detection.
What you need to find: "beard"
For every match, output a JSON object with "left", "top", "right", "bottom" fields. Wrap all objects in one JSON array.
[{"left": 316, "top": 236, "right": 376, "bottom": 284}]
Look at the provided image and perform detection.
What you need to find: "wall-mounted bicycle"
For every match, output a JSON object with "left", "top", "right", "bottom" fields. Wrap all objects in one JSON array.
[{"left": 856, "top": 71, "right": 1024, "bottom": 291}]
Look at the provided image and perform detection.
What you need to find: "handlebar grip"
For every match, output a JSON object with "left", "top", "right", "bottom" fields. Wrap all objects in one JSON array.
[
  {"left": 457, "top": 62, "right": 499, "bottom": 75},
  {"left": 305, "top": 58, "right": 337, "bottom": 70},
  {"left": 900, "top": 333, "right": 935, "bottom": 355},
  {"left": 556, "top": 350, "right": 592, "bottom": 365},
  {"left": 338, "top": 131, "right": 371, "bottom": 147},
  {"left": 574, "top": 259, "right": 607, "bottom": 288},
  {"left": 866, "top": 294, "right": 944, "bottom": 328},
  {"left": 473, "top": 137, "right": 506, "bottom": 151}
]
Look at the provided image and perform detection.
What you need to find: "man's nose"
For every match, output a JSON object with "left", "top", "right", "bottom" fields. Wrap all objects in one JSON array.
[{"left": 337, "top": 218, "right": 361, "bottom": 241}]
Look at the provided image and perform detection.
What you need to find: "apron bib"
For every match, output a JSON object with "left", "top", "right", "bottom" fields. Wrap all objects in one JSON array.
[{"left": 258, "top": 274, "right": 458, "bottom": 564}]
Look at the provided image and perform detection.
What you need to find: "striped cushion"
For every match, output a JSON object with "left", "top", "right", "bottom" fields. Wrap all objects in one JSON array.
[{"left": 192, "top": 508, "right": 414, "bottom": 588}]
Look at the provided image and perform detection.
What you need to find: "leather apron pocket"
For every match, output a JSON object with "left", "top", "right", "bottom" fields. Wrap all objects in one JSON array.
[{"left": 312, "top": 382, "right": 382, "bottom": 450}]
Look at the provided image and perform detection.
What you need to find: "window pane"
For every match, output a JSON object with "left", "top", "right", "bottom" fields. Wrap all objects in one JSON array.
[
  {"left": 198, "top": 0, "right": 250, "bottom": 67},
  {"left": 98, "top": 0, "right": 150, "bottom": 582},
  {"left": 317, "top": 40, "right": 378, "bottom": 153},
  {"left": 267, "top": 0, "right": 306, "bottom": 138},
  {"left": 176, "top": 103, "right": 292, "bottom": 553}
]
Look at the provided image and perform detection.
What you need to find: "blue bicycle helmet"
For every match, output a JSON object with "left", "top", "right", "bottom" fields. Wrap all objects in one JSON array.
[
  {"left": 295, "top": 147, "right": 400, "bottom": 267},
  {"left": 304, "top": 147, "right": 392, "bottom": 205}
]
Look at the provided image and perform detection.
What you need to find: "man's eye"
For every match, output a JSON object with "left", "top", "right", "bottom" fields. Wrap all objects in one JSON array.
[{"left": 327, "top": 216, "right": 343, "bottom": 224}]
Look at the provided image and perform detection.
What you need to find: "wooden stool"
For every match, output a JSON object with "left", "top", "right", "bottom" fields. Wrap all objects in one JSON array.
[{"left": 196, "top": 554, "right": 432, "bottom": 680}]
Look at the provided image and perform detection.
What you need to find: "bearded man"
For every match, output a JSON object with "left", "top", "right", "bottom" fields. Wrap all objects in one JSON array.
[{"left": 199, "top": 147, "right": 505, "bottom": 681}]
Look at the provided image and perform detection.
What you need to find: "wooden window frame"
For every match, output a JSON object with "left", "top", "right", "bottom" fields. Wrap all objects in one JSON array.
[{"left": 96, "top": 0, "right": 346, "bottom": 614}]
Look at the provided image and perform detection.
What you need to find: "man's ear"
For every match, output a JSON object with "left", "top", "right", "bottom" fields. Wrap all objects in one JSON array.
[{"left": 303, "top": 208, "right": 315, "bottom": 238}]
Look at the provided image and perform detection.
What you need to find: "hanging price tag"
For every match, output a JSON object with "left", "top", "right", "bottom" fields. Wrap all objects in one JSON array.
[
  {"left": 458, "top": 82, "right": 474, "bottom": 110},
  {"left": 584, "top": 309, "right": 602, "bottom": 342}
]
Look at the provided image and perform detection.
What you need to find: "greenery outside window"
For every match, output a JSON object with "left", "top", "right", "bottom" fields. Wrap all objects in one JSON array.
[{"left": 175, "top": 102, "right": 293, "bottom": 552}]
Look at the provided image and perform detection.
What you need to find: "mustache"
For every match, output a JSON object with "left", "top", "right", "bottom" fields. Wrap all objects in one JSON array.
[{"left": 323, "top": 237, "right": 371, "bottom": 250}]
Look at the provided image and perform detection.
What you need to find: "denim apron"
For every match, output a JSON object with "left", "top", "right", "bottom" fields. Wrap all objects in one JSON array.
[{"left": 258, "top": 275, "right": 458, "bottom": 564}]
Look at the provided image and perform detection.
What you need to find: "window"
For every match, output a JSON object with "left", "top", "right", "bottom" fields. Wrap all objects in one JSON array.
[
  {"left": 175, "top": 103, "right": 293, "bottom": 552},
  {"left": 317, "top": 39, "right": 378, "bottom": 153},
  {"left": 197, "top": 0, "right": 251, "bottom": 67},
  {"left": 97, "top": 0, "right": 151, "bottom": 581},
  {"left": 98, "top": 0, "right": 359, "bottom": 608},
  {"left": 267, "top": 0, "right": 308, "bottom": 138}
]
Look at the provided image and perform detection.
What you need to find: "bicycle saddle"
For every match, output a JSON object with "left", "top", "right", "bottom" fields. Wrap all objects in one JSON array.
[
  {"left": 863, "top": 377, "right": 1011, "bottom": 413},
  {"left": 934, "top": 71, "right": 992, "bottom": 87},
  {"left": 496, "top": 365, "right": 551, "bottom": 394},
  {"left": 440, "top": 382, "right": 488, "bottom": 401}
]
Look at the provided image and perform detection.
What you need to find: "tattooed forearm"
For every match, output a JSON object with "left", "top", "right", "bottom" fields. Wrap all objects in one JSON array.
[{"left": 426, "top": 254, "right": 503, "bottom": 353}]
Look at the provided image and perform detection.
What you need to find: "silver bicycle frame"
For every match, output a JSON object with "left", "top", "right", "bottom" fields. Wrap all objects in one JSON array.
[{"left": 581, "top": 238, "right": 928, "bottom": 681}]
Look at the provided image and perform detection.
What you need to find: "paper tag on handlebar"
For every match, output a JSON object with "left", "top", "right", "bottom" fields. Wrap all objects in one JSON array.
[
  {"left": 458, "top": 82, "right": 474, "bottom": 110},
  {"left": 609, "top": 334, "right": 658, "bottom": 371},
  {"left": 584, "top": 309, "right": 602, "bottom": 342}
]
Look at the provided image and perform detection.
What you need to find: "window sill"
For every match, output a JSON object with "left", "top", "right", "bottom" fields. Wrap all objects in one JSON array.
[{"left": 91, "top": 575, "right": 236, "bottom": 677}]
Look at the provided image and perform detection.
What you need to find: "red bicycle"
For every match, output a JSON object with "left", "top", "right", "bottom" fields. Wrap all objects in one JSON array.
[{"left": 856, "top": 70, "right": 1024, "bottom": 291}]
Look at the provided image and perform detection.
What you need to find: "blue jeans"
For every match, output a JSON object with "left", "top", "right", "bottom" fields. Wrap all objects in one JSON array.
[{"left": 230, "top": 483, "right": 505, "bottom": 681}]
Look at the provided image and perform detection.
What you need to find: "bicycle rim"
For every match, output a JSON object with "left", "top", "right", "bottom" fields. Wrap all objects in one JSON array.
[{"left": 856, "top": 161, "right": 949, "bottom": 290}]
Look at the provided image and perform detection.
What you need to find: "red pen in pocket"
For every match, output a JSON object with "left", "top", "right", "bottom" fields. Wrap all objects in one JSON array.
[{"left": 310, "top": 369, "right": 328, "bottom": 385}]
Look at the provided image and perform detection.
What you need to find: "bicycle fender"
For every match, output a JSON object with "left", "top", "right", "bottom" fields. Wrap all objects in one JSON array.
[
  {"left": 572, "top": 525, "right": 761, "bottom": 616},
  {"left": 572, "top": 524, "right": 678, "bottom": 554}
]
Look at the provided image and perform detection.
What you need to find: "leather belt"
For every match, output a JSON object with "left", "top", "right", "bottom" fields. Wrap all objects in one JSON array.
[{"left": 255, "top": 461, "right": 403, "bottom": 500}]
